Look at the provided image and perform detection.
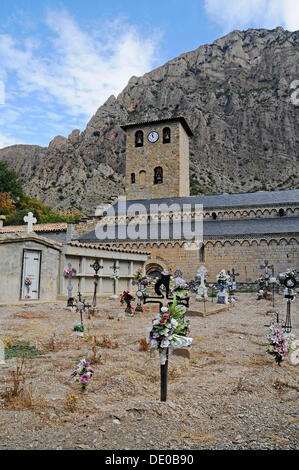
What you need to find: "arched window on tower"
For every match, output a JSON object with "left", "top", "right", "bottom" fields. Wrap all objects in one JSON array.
[
  {"left": 154, "top": 166, "right": 163, "bottom": 185},
  {"left": 131, "top": 173, "right": 135, "bottom": 184},
  {"left": 163, "top": 127, "right": 171, "bottom": 144},
  {"left": 212, "top": 212, "right": 217, "bottom": 220},
  {"left": 139, "top": 170, "right": 146, "bottom": 186},
  {"left": 135, "top": 130, "right": 144, "bottom": 147}
]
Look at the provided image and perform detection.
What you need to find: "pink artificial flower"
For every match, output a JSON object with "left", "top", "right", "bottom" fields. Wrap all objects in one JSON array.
[{"left": 80, "top": 374, "right": 90, "bottom": 384}]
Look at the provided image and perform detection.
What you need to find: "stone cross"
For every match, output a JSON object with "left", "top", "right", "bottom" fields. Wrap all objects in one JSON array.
[
  {"left": 196, "top": 265, "right": 208, "bottom": 300},
  {"left": 24, "top": 212, "right": 37, "bottom": 233}
]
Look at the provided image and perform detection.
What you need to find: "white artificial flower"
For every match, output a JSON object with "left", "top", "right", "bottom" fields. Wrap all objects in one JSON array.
[
  {"left": 160, "top": 338, "right": 170, "bottom": 348},
  {"left": 161, "top": 307, "right": 168, "bottom": 313},
  {"left": 171, "top": 318, "right": 178, "bottom": 328},
  {"left": 150, "top": 339, "right": 158, "bottom": 349}
]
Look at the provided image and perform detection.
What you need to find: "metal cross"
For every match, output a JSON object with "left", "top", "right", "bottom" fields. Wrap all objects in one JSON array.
[
  {"left": 90, "top": 260, "right": 103, "bottom": 307},
  {"left": 227, "top": 268, "right": 240, "bottom": 291},
  {"left": 260, "top": 260, "right": 273, "bottom": 288}
]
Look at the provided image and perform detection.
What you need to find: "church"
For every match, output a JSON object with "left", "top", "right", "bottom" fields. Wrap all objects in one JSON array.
[{"left": 78, "top": 116, "right": 299, "bottom": 284}]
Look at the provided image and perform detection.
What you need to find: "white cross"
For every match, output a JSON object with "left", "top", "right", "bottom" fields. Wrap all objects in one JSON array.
[
  {"left": 197, "top": 265, "right": 208, "bottom": 287},
  {"left": 24, "top": 212, "right": 37, "bottom": 233}
]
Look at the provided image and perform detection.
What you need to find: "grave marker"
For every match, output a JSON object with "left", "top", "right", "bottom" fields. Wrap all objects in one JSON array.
[{"left": 24, "top": 212, "right": 37, "bottom": 233}]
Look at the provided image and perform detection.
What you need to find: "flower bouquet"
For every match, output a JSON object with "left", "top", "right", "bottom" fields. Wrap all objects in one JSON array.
[
  {"left": 266, "top": 322, "right": 294, "bottom": 365},
  {"left": 170, "top": 276, "right": 188, "bottom": 298},
  {"left": 147, "top": 299, "right": 192, "bottom": 364},
  {"left": 216, "top": 269, "right": 230, "bottom": 292},
  {"left": 24, "top": 276, "right": 32, "bottom": 287},
  {"left": 111, "top": 273, "right": 120, "bottom": 281},
  {"left": 64, "top": 267, "right": 77, "bottom": 278},
  {"left": 134, "top": 267, "right": 143, "bottom": 281},
  {"left": 71, "top": 358, "right": 95, "bottom": 391}
]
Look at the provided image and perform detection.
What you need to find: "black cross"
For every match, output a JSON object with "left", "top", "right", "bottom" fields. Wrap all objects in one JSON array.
[
  {"left": 143, "top": 271, "right": 190, "bottom": 402},
  {"left": 228, "top": 268, "right": 240, "bottom": 284},
  {"left": 90, "top": 260, "right": 103, "bottom": 307}
]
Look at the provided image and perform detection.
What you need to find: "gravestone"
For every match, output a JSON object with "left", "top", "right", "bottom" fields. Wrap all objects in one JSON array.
[
  {"left": 196, "top": 266, "right": 208, "bottom": 301},
  {"left": 24, "top": 212, "right": 37, "bottom": 233}
]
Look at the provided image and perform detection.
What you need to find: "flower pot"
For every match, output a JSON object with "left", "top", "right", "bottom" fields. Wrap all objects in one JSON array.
[{"left": 72, "top": 331, "right": 84, "bottom": 337}]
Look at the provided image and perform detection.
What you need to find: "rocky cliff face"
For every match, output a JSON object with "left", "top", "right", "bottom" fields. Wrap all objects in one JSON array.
[{"left": 1, "top": 27, "right": 298, "bottom": 215}]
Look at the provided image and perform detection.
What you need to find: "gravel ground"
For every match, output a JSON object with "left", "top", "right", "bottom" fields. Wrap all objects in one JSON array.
[{"left": 0, "top": 292, "right": 298, "bottom": 451}]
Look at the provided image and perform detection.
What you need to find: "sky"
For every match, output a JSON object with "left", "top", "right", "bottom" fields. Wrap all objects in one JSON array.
[{"left": 0, "top": 0, "right": 298, "bottom": 149}]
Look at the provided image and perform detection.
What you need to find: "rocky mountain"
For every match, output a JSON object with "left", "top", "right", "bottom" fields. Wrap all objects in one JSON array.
[{"left": 0, "top": 27, "right": 298, "bottom": 216}]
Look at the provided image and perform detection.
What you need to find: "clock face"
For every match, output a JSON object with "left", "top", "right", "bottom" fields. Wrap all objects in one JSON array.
[{"left": 148, "top": 131, "right": 159, "bottom": 143}]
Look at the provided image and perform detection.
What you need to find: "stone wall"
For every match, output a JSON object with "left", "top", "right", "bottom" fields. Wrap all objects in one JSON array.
[{"left": 112, "top": 235, "right": 298, "bottom": 284}]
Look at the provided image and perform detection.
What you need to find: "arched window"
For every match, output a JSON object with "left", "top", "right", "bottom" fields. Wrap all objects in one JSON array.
[
  {"left": 135, "top": 130, "right": 143, "bottom": 147},
  {"left": 199, "top": 244, "right": 205, "bottom": 262},
  {"left": 163, "top": 127, "right": 171, "bottom": 144},
  {"left": 139, "top": 170, "right": 146, "bottom": 186},
  {"left": 131, "top": 173, "right": 135, "bottom": 184},
  {"left": 154, "top": 166, "right": 163, "bottom": 184},
  {"left": 212, "top": 212, "right": 217, "bottom": 220},
  {"left": 278, "top": 208, "right": 285, "bottom": 217}
]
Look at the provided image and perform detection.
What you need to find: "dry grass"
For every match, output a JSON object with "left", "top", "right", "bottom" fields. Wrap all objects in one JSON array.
[
  {"left": 96, "top": 335, "right": 119, "bottom": 349},
  {"left": 139, "top": 338, "right": 150, "bottom": 352},
  {"left": 65, "top": 393, "right": 79, "bottom": 413}
]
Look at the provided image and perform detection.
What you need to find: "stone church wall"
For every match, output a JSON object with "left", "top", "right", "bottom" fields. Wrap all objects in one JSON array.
[{"left": 113, "top": 235, "right": 298, "bottom": 284}]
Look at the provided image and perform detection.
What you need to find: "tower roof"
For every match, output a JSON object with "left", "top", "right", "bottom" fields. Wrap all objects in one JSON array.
[{"left": 120, "top": 116, "right": 194, "bottom": 136}]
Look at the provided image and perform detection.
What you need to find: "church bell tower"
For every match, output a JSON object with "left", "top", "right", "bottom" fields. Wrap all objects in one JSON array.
[{"left": 121, "top": 117, "right": 193, "bottom": 201}]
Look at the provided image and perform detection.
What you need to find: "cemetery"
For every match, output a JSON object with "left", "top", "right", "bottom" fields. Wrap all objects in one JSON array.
[
  {"left": 0, "top": 261, "right": 298, "bottom": 450},
  {"left": 0, "top": 118, "right": 298, "bottom": 451}
]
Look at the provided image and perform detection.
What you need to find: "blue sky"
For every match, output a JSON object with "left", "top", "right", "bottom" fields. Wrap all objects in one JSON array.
[{"left": 0, "top": 0, "right": 298, "bottom": 149}]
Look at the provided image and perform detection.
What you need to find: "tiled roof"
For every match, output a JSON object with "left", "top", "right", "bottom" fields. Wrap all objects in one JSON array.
[
  {"left": 0, "top": 223, "right": 68, "bottom": 234},
  {"left": 110, "top": 190, "right": 299, "bottom": 213},
  {"left": 68, "top": 241, "right": 150, "bottom": 255},
  {"left": 120, "top": 116, "right": 194, "bottom": 136},
  {"left": 77, "top": 216, "right": 299, "bottom": 242}
]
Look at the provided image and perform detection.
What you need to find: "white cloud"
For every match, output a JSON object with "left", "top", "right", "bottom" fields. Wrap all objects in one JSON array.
[
  {"left": 204, "top": 0, "right": 299, "bottom": 32},
  {"left": 0, "top": 10, "right": 160, "bottom": 118}
]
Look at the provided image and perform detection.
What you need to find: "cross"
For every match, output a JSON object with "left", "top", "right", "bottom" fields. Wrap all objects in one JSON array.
[
  {"left": 24, "top": 212, "right": 37, "bottom": 233},
  {"left": 90, "top": 260, "right": 103, "bottom": 307},
  {"left": 227, "top": 268, "right": 240, "bottom": 290},
  {"left": 260, "top": 260, "right": 273, "bottom": 288}
]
